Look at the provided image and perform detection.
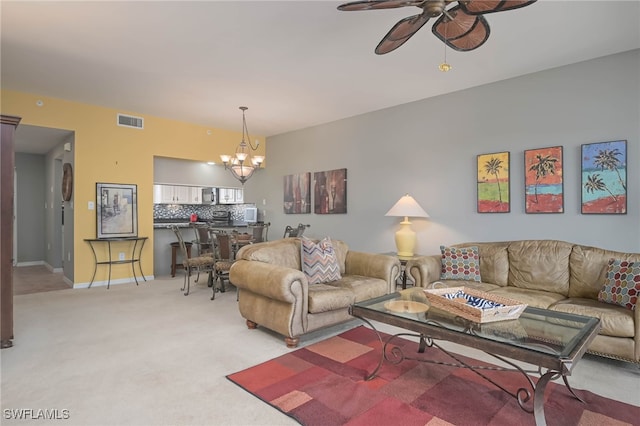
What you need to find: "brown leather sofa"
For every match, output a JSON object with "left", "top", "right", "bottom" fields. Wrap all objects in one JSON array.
[
  {"left": 230, "top": 238, "right": 401, "bottom": 347},
  {"left": 407, "top": 240, "right": 640, "bottom": 363}
]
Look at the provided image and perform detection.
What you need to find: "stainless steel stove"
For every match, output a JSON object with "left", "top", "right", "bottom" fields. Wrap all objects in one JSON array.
[{"left": 208, "top": 211, "right": 231, "bottom": 226}]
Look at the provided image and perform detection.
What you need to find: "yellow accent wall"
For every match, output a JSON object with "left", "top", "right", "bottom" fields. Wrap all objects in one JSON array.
[{"left": 1, "top": 89, "right": 265, "bottom": 284}]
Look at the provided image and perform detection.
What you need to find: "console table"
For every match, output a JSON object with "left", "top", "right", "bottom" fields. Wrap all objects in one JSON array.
[{"left": 84, "top": 237, "right": 148, "bottom": 288}]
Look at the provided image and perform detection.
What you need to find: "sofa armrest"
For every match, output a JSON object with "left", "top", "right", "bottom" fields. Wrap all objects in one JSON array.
[
  {"left": 407, "top": 255, "right": 441, "bottom": 287},
  {"left": 635, "top": 306, "right": 640, "bottom": 361},
  {"left": 230, "top": 260, "right": 308, "bottom": 304},
  {"left": 345, "top": 251, "right": 401, "bottom": 293}
]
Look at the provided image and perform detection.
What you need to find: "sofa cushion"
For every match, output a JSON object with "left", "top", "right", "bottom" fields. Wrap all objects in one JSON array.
[
  {"left": 330, "top": 239, "right": 349, "bottom": 275},
  {"left": 328, "top": 275, "right": 389, "bottom": 302},
  {"left": 597, "top": 259, "right": 640, "bottom": 310},
  {"left": 550, "top": 298, "right": 635, "bottom": 338},
  {"left": 307, "top": 284, "right": 354, "bottom": 314},
  {"left": 427, "top": 279, "right": 502, "bottom": 293},
  {"left": 507, "top": 240, "right": 572, "bottom": 295},
  {"left": 457, "top": 242, "right": 510, "bottom": 286},
  {"left": 301, "top": 237, "right": 342, "bottom": 284},
  {"left": 440, "top": 246, "right": 481, "bottom": 282},
  {"left": 569, "top": 245, "right": 640, "bottom": 299},
  {"left": 488, "top": 287, "right": 566, "bottom": 309}
]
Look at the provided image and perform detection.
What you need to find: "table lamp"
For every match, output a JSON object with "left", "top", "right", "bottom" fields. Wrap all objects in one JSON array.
[{"left": 385, "top": 194, "right": 429, "bottom": 257}]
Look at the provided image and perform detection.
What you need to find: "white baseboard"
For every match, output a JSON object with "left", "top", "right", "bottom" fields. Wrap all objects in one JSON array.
[
  {"left": 43, "top": 263, "right": 64, "bottom": 273},
  {"left": 73, "top": 275, "right": 155, "bottom": 289},
  {"left": 15, "top": 261, "right": 45, "bottom": 267}
]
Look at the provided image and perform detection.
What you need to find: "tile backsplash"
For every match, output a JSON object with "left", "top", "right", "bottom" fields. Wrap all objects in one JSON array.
[{"left": 153, "top": 203, "right": 256, "bottom": 222}]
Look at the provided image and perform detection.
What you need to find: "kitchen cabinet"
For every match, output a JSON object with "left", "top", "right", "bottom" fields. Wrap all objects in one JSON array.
[
  {"left": 153, "top": 184, "right": 204, "bottom": 204},
  {"left": 218, "top": 188, "right": 243, "bottom": 204}
]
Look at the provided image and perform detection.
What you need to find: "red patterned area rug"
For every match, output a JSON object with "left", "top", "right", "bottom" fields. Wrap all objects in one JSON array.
[{"left": 227, "top": 326, "right": 639, "bottom": 426}]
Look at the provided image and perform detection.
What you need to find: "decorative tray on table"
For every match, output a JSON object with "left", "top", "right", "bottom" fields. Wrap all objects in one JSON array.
[{"left": 423, "top": 286, "right": 527, "bottom": 323}]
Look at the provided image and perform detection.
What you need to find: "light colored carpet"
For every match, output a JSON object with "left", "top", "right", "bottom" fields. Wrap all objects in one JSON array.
[{"left": 1, "top": 276, "right": 638, "bottom": 426}]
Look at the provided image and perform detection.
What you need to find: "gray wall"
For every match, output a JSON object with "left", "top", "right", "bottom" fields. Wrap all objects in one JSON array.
[
  {"left": 44, "top": 134, "right": 74, "bottom": 280},
  {"left": 154, "top": 156, "right": 245, "bottom": 191},
  {"left": 248, "top": 50, "right": 639, "bottom": 255},
  {"left": 15, "top": 153, "right": 45, "bottom": 263}
]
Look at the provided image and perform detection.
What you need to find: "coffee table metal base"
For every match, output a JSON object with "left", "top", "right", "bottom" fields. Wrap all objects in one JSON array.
[{"left": 355, "top": 316, "right": 584, "bottom": 426}]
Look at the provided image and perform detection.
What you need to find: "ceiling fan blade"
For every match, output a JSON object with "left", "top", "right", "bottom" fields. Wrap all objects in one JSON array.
[
  {"left": 458, "top": 0, "right": 537, "bottom": 15},
  {"left": 337, "top": 0, "right": 423, "bottom": 12},
  {"left": 387, "top": 12, "right": 430, "bottom": 41},
  {"left": 375, "top": 34, "right": 414, "bottom": 55},
  {"left": 375, "top": 13, "right": 430, "bottom": 54},
  {"left": 432, "top": 6, "right": 490, "bottom": 51}
]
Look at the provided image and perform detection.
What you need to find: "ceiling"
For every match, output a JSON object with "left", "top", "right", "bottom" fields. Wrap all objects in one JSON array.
[{"left": 2, "top": 1, "right": 639, "bottom": 153}]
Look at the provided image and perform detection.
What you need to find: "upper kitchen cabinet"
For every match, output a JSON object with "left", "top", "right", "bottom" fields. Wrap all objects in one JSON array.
[
  {"left": 153, "top": 184, "right": 204, "bottom": 204},
  {"left": 218, "top": 188, "right": 243, "bottom": 204}
]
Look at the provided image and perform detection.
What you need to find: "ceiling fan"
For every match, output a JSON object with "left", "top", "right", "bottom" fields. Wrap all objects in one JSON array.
[{"left": 337, "top": 0, "right": 537, "bottom": 55}]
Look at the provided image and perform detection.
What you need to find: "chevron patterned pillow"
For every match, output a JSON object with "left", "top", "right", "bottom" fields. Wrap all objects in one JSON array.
[{"left": 301, "top": 237, "right": 342, "bottom": 284}]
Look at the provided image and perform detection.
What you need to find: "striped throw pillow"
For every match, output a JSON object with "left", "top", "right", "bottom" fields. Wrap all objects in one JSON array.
[{"left": 301, "top": 237, "right": 342, "bottom": 284}]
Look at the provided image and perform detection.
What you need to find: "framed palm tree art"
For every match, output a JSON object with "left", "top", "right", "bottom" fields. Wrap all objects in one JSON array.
[
  {"left": 581, "top": 140, "right": 627, "bottom": 214},
  {"left": 477, "top": 152, "right": 510, "bottom": 213},
  {"left": 524, "top": 146, "right": 564, "bottom": 213}
]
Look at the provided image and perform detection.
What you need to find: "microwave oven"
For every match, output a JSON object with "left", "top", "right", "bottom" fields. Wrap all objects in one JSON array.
[{"left": 202, "top": 188, "right": 217, "bottom": 205}]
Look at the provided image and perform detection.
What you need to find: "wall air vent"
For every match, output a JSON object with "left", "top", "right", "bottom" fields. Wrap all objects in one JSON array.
[{"left": 117, "top": 113, "right": 144, "bottom": 129}]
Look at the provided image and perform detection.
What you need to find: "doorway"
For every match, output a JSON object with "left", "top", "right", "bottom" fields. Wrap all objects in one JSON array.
[{"left": 13, "top": 124, "right": 75, "bottom": 288}]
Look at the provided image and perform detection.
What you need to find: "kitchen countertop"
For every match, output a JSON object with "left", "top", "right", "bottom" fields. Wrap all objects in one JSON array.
[{"left": 153, "top": 220, "right": 249, "bottom": 229}]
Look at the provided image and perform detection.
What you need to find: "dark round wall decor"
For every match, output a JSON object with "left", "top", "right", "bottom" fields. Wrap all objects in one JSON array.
[{"left": 62, "top": 163, "right": 73, "bottom": 201}]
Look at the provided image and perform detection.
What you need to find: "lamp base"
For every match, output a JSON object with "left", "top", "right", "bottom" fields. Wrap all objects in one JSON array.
[{"left": 394, "top": 219, "right": 416, "bottom": 257}]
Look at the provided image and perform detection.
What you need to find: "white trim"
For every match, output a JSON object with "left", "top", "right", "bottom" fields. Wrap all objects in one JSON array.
[
  {"left": 15, "top": 261, "right": 45, "bottom": 267},
  {"left": 73, "top": 275, "right": 155, "bottom": 289},
  {"left": 43, "top": 262, "right": 63, "bottom": 273}
]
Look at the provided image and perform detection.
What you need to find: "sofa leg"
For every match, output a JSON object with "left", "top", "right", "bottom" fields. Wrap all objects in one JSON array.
[
  {"left": 246, "top": 320, "right": 258, "bottom": 329},
  {"left": 285, "top": 337, "right": 299, "bottom": 348}
]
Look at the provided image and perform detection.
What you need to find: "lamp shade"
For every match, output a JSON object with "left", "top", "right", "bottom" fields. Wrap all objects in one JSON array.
[{"left": 385, "top": 194, "right": 429, "bottom": 218}]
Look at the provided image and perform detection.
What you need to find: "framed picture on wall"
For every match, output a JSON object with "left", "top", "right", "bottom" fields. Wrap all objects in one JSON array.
[
  {"left": 524, "top": 146, "right": 564, "bottom": 213},
  {"left": 96, "top": 183, "right": 138, "bottom": 238},
  {"left": 314, "top": 168, "right": 347, "bottom": 214},
  {"left": 283, "top": 172, "right": 311, "bottom": 214},
  {"left": 477, "top": 152, "right": 510, "bottom": 213},
  {"left": 581, "top": 140, "right": 627, "bottom": 214}
]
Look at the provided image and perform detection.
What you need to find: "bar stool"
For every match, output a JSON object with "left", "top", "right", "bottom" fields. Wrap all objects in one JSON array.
[{"left": 170, "top": 241, "right": 192, "bottom": 277}]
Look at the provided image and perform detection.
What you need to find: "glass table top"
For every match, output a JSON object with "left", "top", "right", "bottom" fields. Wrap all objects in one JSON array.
[{"left": 352, "top": 288, "right": 601, "bottom": 359}]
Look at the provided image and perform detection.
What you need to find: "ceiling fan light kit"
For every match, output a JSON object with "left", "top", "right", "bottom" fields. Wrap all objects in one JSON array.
[{"left": 338, "top": 0, "right": 537, "bottom": 58}]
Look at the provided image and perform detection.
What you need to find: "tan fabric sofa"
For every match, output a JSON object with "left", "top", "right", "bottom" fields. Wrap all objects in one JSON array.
[
  {"left": 230, "top": 238, "right": 401, "bottom": 347},
  {"left": 407, "top": 240, "right": 640, "bottom": 363}
]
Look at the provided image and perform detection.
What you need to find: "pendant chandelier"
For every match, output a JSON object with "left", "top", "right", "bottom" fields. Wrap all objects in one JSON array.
[{"left": 220, "top": 106, "right": 264, "bottom": 185}]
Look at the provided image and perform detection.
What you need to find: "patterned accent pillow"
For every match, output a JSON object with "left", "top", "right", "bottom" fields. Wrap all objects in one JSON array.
[
  {"left": 440, "top": 245, "right": 481, "bottom": 282},
  {"left": 301, "top": 237, "right": 342, "bottom": 284},
  {"left": 598, "top": 259, "right": 640, "bottom": 310}
]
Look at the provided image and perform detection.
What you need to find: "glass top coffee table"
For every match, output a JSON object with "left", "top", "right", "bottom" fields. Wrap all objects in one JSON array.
[{"left": 349, "top": 288, "right": 601, "bottom": 426}]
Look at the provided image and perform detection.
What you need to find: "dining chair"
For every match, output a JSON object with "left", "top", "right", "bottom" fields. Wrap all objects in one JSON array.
[
  {"left": 283, "top": 223, "right": 310, "bottom": 238},
  {"left": 210, "top": 230, "right": 236, "bottom": 300},
  {"left": 171, "top": 226, "right": 214, "bottom": 296},
  {"left": 248, "top": 222, "right": 270, "bottom": 243},
  {"left": 192, "top": 224, "right": 213, "bottom": 256}
]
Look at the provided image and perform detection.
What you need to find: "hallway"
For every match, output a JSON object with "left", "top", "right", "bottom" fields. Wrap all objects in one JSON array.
[{"left": 13, "top": 265, "right": 71, "bottom": 295}]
